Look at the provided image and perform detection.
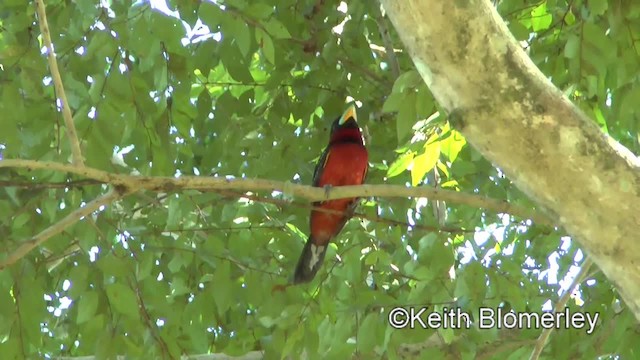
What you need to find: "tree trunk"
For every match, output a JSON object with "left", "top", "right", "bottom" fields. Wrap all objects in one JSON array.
[{"left": 381, "top": 0, "right": 640, "bottom": 320}]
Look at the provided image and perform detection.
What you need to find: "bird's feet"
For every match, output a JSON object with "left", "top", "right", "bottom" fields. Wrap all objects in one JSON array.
[{"left": 323, "top": 184, "right": 333, "bottom": 199}]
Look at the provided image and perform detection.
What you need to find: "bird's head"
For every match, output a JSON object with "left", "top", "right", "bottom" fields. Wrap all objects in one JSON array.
[{"left": 329, "top": 104, "right": 363, "bottom": 144}]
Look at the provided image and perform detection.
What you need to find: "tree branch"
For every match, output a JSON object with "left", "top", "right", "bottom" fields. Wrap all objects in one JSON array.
[
  {"left": 0, "top": 188, "right": 126, "bottom": 270},
  {"left": 0, "top": 179, "right": 103, "bottom": 189},
  {"left": 35, "top": 0, "right": 84, "bottom": 166},
  {"left": 54, "top": 354, "right": 264, "bottom": 360},
  {"left": 380, "top": 0, "right": 640, "bottom": 321},
  {"left": 374, "top": 6, "right": 401, "bottom": 79},
  {"left": 0, "top": 159, "right": 553, "bottom": 225},
  {"left": 529, "top": 258, "right": 594, "bottom": 360},
  {"left": 1, "top": 159, "right": 114, "bottom": 182}
]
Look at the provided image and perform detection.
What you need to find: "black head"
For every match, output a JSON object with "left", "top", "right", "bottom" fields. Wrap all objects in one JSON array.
[
  {"left": 329, "top": 104, "right": 363, "bottom": 144},
  {"left": 331, "top": 104, "right": 359, "bottom": 133}
]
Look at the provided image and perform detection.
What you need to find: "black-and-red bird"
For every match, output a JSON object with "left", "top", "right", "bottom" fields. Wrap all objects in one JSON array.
[{"left": 293, "top": 104, "right": 368, "bottom": 284}]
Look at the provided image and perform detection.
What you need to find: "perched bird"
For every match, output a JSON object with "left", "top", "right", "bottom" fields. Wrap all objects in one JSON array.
[{"left": 293, "top": 104, "right": 368, "bottom": 284}]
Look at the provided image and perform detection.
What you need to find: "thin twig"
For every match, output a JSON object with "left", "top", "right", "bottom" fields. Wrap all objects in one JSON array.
[
  {"left": 0, "top": 159, "right": 554, "bottom": 225},
  {"left": 0, "top": 188, "right": 127, "bottom": 270},
  {"left": 44, "top": 242, "right": 81, "bottom": 272},
  {"left": 35, "top": 0, "right": 84, "bottom": 166},
  {"left": 132, "top": 278, "right": 171, "bottom": 356},
  {"left": 375, "top": 6, "right": 401, "bottom": 79},
  {"left": 529, "top": 258, "right": 594, "bottom": 360},
  {"left": 218, "top": 189, "right": 472, "bottom": 234}
]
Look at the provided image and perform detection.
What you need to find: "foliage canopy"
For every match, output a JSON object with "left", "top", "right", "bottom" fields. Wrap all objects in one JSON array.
[{"left": 0, "top": 0, "right": 639, "bottom": 359}]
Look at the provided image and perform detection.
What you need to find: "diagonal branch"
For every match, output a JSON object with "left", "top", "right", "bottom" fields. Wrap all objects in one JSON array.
[
  {"left": 374, "top": 5, "right": 401, "bottom": 79},
  {"left": 529, "top": 258, "right": 594, "bottom": 360},
  {"left": 0, "top": 188, "right": 128, "bottom": 270},
  {"left": 0, "top": 158, "right": 554, "bottom": 225},
  {"left": 35, "top": 0, "right": 84, "bottom": 166}
]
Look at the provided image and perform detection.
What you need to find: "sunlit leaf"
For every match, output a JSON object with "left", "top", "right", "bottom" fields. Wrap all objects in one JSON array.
[
  {"left": 411, "top": 138, "right": 440, "bottom": 186},
  {"left": 386, "top": 151, "right": 415, "bottom": 178}
]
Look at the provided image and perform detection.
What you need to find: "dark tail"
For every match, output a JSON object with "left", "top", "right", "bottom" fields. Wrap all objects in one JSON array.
[{"left": 292, "top": 237, "right": 328, "bottom": 284}]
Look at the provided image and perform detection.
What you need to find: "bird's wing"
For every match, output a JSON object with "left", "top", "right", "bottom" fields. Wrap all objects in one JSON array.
[{"left": 312, "top": 146, "right": 331, "bottom": 187}]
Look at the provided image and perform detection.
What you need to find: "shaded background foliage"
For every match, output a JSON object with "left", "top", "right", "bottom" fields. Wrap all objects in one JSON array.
[{"left": 0, "top": 0, "right": 639, "bottom": 358}]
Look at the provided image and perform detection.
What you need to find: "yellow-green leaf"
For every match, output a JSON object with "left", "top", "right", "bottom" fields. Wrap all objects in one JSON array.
[
  {"left": 386, "top": 151, "right": 415, "bottom": 178},
  {"left": 440, "top": 129, "right": 466, "bottom": 162},
  {"left": 411, "top": 140, "right": 440, "bottom": 186},
  {"left": 531, "top": 4, "right": 552, "bottom": 31}
]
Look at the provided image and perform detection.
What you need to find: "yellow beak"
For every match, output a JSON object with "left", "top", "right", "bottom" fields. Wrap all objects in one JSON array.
[{"left": 339, "top": 104, "right": 358, "bottom": 125}]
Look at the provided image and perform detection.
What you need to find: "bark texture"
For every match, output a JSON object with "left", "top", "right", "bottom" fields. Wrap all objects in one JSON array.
[{"left": 381, "top": 0, "right": 640, "bottom": 320}]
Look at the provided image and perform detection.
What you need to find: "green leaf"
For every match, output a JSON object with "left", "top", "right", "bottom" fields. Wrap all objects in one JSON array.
[
  {"left": 411, "top": 139, "right": 440, "bottom": 186},
  {"left": 154, "top": 62, "right": 168, "bottom": 90},
  {"left": 12, "top": 213, "right": 30, "bottom": 228},
  {"left": 256, "top": 28, "right": 275, "bottom": 64},
  {"left": 227, "top": 16, "right": 252, "bottom": 57},
  {"left": 95, "top": 328, "right": 116, "bottom": 359},
  {"left": 386, "top": 151, "right": 415, "bottom": 178},
  {"left": 441, "top": 128, "right": 466, "bottom": 162},
  {"left": 220, "top": 40, "right": 254, "bottom": 83},
  {"left": 530, "top": 4, "right": 552, "bottom": 31},
  {"left": 582, "top": 23, "right": 615, "bottom": 74},
  {"left": 589, "top": 0, "right": 608, "bottom": 16},
  {"left": 77, "top": 291, "right": 99, "bottom": 324},
  {"left": 0, "top": 1, "right": 626, "bottom": 357},
  {"left": 97, "top": 254, "right": 131, "bottom": 279},
  {"left": 392, "top": 70, "right": 423, "bottom": 93},
  {"left": 199, "top": 2, "right": 223, "bottom": 29},
  {"left": 396, "top": 91, "right": 417, "bottom": 143},
  {"left": 228, "top": 229, "right": 254, "bottom": 258},
  {"left": 168, "top": 251, "right": 194, "bottom": 273},
  {"left": 105, "top": 283, "right": 139, "bottom": 318},
  {"left": 564, "top": 34, "right": 580, "bottom": 59},
  {"left": 245, "top": 3, "right": 275, "bottom": 19},
  {"left": 221, "top": 203, "right": 238, "bottom": 222},
  {"left": 137, "top": 251, "right": 155, "bottom": 281},
  {"left": 170, "top": 277, "right": 190, "bottom": 296},
  {"left": 410, "top": 153, "right": 431, "bottom": 186},
  {"left": 166, "top": 195, "right": 181, "bottom": 229},
  {"left": 415, "top": 85, "right": 434, "bottom": 118},
  {"left": 88, "top": 74, "right": 106, "bottom": 103},
  {"left": 212, "top": 261, "right": 232, "bottom": 316},
  {"left": 264, "top": 18, "right": 291, "bottom": 39},
  {"left": 149, "top": 10, "right": 185, "bottom": 50},
  {"left": 0, "top": 338, "right": 20, "bottom": 359},
  {"left": 509, "top": 21, "right": 530, "bottom": 41},
  {"left": 438, "top": 326, "right": 456, "bottom": 345},
  {"left": 282, "top": 324, "right": 305, "bottom": 358},
  {"left": 564, "top": 10, "right": 576, "bottom": 25},
  {"left": 357, "top": 313, "right": 382, "bottom": 352},
  {"left": 382, "top": 92, "right": 404, "bottom": 113}
]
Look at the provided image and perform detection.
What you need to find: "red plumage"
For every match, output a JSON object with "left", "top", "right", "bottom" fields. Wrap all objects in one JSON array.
[{"left": 293, "top": 105, "right": 368, "bottom": 284}]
